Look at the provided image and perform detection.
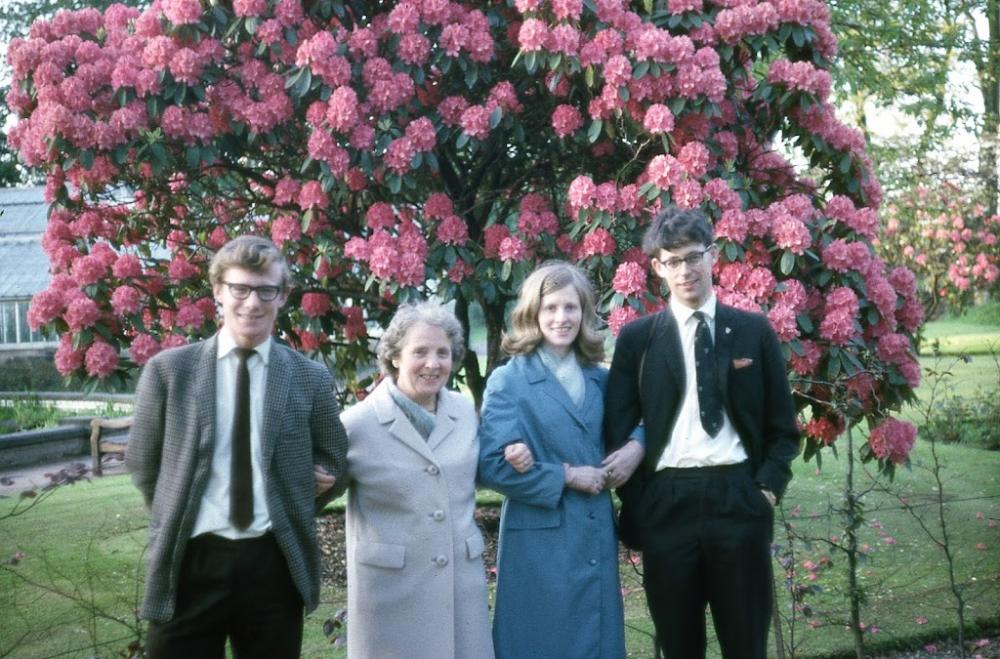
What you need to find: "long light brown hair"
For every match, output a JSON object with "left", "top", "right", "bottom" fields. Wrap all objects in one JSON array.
[{"left": 502, "top": 261, "right": 605, "bottom": 365}]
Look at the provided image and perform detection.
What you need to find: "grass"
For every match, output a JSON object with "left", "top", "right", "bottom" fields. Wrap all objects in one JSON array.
[
  {"left": 1, "top": 437, "right": 997, "bottom": 658},
  {"left": 920, "top": 302, "right": 1000, "bottom": 356},
  {"left": 0, "top": 398, "right": 131, "bottom": 433}
]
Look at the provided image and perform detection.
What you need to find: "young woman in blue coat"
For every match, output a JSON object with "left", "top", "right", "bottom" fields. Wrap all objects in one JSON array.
[{"left": 478, "top": 261, "right": 626, "bottom": 659}]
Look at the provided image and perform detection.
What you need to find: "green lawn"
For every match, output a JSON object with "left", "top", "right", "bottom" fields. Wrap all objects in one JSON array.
[
  {"left": 2, "top": 438, "right": 997, "bottom": 658},
  {"left": 920, "top": 302, "right": 1000, "bottom": 356}
]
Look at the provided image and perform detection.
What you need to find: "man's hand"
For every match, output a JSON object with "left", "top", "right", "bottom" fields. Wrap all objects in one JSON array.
[
  {"left": 759, "top": 487, "right": 777, "bottom": 507},
  {"left": 504, "top": 442, "right": 535, "bottom": 473},
  {"left": 601, "top": 439, "right": 645, "bottom": 489},
  {"left": 314, "top": 464, "right": 337, "bottom": 498},
  {"left": 564, "top": 464, "right": 607, "bottom": 495}
]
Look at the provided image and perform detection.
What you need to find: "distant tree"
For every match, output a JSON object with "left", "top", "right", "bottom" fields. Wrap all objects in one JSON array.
[{"left": 10, "top": 0, "right": 923, "bottom": 474}]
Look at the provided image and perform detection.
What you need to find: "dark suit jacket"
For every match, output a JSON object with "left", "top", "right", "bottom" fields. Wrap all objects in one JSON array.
[
  {"left": 604, "top": 304, "right": 800, "bottom": 547},
  {"left": 127, "top": 335, "right": 348, "bottom": 622}
]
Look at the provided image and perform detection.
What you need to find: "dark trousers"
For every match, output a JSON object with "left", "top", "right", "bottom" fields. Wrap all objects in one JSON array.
[
  {"left": 639, "top": 463, "right": 774, "bottom": 659},
  {"left": 146, "top": 532, "right": 304, "bottom": 659}
]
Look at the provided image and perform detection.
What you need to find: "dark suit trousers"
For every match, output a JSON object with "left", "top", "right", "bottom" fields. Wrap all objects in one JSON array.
[
  {"left": 145, "top": 532, "right": 304, "bottom": 659},
  {"left": 639, "top": 463, "right": 774, "bottom": 659}
]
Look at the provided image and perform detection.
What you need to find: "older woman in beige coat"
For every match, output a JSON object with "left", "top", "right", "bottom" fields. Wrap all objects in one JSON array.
[{"left": 340, "top": 301, "right": 494, "bottom": 659}]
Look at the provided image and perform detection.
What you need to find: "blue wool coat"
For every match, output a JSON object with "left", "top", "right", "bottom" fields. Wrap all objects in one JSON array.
[{"left": 478, "top": 352, "right": 625, "bottom": 659}]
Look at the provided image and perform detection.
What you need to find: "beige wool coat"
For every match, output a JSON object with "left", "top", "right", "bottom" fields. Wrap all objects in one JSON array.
[{"left": 341, "top": 381, "right": 494, "bottom": 659}]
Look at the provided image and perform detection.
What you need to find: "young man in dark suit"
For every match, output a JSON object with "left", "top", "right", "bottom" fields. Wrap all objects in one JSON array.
[
  {"left": 127, "top": 236, "right": 347, "bottom": 658},
  {"left": 602, "top": 206, "right": 800, "bottom": 658}
]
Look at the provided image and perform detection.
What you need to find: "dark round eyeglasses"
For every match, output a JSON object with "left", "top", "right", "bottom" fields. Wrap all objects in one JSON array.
[{"left": 220, "top": 281, "right": 283, "bottom": 301}]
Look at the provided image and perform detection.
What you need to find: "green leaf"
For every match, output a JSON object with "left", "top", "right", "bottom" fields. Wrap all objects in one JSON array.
[
  {"left": 633, "top": 60, "right": 650, "bottom": 79},
  {"left": 456, "top": 132, "right": 470, "bottom": 149},
  {"left": 618, "top": 86, "right": 630, "bottom": 102},
  {"left": 587, "top": 119, "right": 603, "bottom": 144},
  {"left": 185, "top": 146, "right": 201, "bottom": 169},
  {"left": 780, "top": 250, "right": 795, "bottom": 275},
  {"left": 388, "top": 174, "right": 402, "bottom": 194},
  {"left": 797, "top": 314, "right": 814, "bottom": 333},
  {"left": 465, "top": 65, "right": 478, "bottom": 88},
  {"left": 839, "top": 154, "right": 852, "bottom": 174},
  {"left": 500, "top": 259, "right": 512, "bottom": 282},
  {"left": 585, "top": 66, "right": 595, "bottom": 87},
  {"left": 489, "top": 106, "right": 502, "bottom": 129},
  {"left": 525, "top": 51, "right": 537, "bottom": 74}
]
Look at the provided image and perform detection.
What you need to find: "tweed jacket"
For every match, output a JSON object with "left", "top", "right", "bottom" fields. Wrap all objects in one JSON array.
[
  {"left": 604, "top": 304, "right": 800, "bottom": 547},
  {"left": 127, "top": 335, "right": 348, "bottom": 623},
  {"left": 341, "top": 381, "right": 494, "bottom": 659}
]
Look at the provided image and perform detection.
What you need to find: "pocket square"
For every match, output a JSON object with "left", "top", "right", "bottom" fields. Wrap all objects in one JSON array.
[{"left": 732, "top": 358, "right": 754, "bottom": 369}]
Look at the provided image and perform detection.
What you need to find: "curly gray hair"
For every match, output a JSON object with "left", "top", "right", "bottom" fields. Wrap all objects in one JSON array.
[{"left": 377, "top": 301, "right": 466, "bottom": 379}]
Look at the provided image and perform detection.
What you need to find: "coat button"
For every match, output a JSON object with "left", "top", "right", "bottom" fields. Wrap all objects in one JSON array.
[
  {"left": 426, "top": 465, "right": 440, "bottom": 475},
  {"left": 589, "top": 559, "right": 597, "bottom": 566},
  {"left": 588, "top": 511, "right": 596, "bottom": 520},
  {"left": 432, "top": 510, "right": 446, "bottom": 521},
  {"left": 434, "top": 555, "right": 449, "bottom": 567}
]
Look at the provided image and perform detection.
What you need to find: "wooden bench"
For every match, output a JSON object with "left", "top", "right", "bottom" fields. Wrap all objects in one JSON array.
[{"left": 89, "top": 416, "right": 133, "bottom": 477}]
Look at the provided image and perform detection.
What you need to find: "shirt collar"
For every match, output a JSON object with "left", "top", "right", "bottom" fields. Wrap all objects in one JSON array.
[
  {"left": 670, "top": 293, "right": 717, "bottom": 327},
  {"left": 216, "top": 329, "right": 272, "bottom": 365}
]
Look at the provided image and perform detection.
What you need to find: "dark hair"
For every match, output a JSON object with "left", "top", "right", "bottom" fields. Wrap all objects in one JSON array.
[
  {"left": 209, "top": 235, "right": 292, "bottom": 289},
  {"left": 642, "top": 206, "right": 714, "bottom": 256},
  {"left": 502, "top": 261, "right": 605, "bottom": 365}
]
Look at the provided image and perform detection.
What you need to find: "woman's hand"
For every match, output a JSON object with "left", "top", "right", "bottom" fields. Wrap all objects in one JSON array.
[
  {"left": 504, "top": 442, "right": 535, "bottom": 473},
  {"left": 314, "top": 464, "right": 337, "bottom": 498},
  {"left": 601, "top": 439, "right": 645, "bottom": 489},
  {"left": 564, "top": 464, "right": 607, "bottom": 495}
]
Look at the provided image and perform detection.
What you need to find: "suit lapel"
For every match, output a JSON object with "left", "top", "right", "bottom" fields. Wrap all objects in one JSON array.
[
  {"left": 714, "top": 305, "right": 736, "bottom": 410},
  {"left": 524, "top": 352, "right": 588, "bottom": 429},
  {"left": 195, "top": 337, "right": 218, "bottom": 455},
  {"left": 647, "top": 310, "right": 684, "bottom": 392},
  {"left": 262, "top": 343, "right": 290, "bottom": 472},
  {"left": 426, "top": 391, "right": 458, "bottom": 452},
  {"left": 372, "top": 381, "right": 437, "bottom": 463}
]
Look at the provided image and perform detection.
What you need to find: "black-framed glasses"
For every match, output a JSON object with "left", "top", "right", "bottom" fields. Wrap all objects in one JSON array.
[
  {"left": 656, "top": 247, "right": 713, "bottom": 271},
  {"left": 220, "top": 281, "right": 283, "bottom": 301}
]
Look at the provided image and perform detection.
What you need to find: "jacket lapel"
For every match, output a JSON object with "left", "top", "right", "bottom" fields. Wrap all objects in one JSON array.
[
  {"left": 372, "top": 381, "right": 437, "bottom": 463},
  {"left": 426, "top": 391, "right": 458, "bottom": 452},
  {"left": 714, "top": 305, "right": 736, "bottom": 411},
  {"left": 261, "top": 342, "right": 291, "bottom": 472},
  {"left": 524, "top": 352, "right": 588, "bottom": 429},
  {"left": 195, "top": 337, "right": 218, "bottom": 455}
]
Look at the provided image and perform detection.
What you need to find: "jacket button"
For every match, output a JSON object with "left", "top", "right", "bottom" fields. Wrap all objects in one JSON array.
[
  {"left": 589, "top": 559, "right": 597, "bottom": 566},
  {"left": 426, "top": 465, "right": 440, "bottom": 475},
  {"left": 588, "top": 511, "right": 596, "bottom": 520},
  {"left": 432, "top": 510, "right": 446, "bottom": 521},
  {"left": 434, "top": 555, "right": 449, "bottom": 567}
]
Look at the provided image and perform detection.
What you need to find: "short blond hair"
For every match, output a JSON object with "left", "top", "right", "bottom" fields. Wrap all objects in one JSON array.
[
  {"left": 502, "top": 261, "right": 605, "bottom": 365},
  {"left": 208, "top": 235, "right": 291, "bottom": 289}
]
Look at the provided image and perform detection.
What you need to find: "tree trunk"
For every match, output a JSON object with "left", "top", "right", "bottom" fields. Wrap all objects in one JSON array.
[{"left": 978, "top": 0, "right": 1000, "bottom": 214}]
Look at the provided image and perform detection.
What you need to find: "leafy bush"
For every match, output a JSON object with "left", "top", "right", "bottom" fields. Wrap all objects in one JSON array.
[
  {"left": 922, "top": 387, "right": 1000, "bottom": 450},
  {"left": 0, "top": 397, "right": 61, "bottom": 432}
]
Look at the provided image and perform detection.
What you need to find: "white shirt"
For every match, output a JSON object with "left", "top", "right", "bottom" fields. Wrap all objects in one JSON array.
[
  {"left": 656, "top": 294, "right": 748, "bottom": 470},
  {"left": 191, "top": 330, "right": 273, "bottom": 539}
]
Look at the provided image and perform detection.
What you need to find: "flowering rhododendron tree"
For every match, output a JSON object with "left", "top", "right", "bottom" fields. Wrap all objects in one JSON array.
[
  {"left": 9, "top": 0, "right": 924, "bottom": 472},
  {"left": 878, "top": 181, "right": 1000, "bottom": 321}
]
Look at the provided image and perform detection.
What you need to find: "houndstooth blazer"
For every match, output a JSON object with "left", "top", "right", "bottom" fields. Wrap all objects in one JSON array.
[{"left": 127, "top": 335, "right": 348, "bottom": 623}]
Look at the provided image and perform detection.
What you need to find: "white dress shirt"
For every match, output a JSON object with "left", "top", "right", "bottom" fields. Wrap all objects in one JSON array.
[
  {"left": 656, "top": 294, "right": 748, "bottom": 470},
  {"left": 191, "top": 330, "right": 273, "bottom": 539}
]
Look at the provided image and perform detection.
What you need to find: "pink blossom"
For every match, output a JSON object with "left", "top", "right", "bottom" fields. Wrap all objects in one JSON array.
[
  {"left": 342, "top": 306, "right": 367, "bottom": 341},
  {"left": 608, "top": 306, "right": 640, "bottom": 336},
  {"left": 176, "top": 300, "right": 206, "bottom": 330},
  {"left": 771, "top": 212, "right": 811, "bottom": 254},
  {"left": 233, "top": 0, "right": 267, "bottom": 18},
  {"left": 326, "top": 87, "right": 359, "bottom": 133},
  {"left": 301, "top": 292, "right": 332, "bottom": 318},
  {"left": 112, "top": 253, "right": 143, "bottom": 279},
  {"left": 612, "top": 262, "right": 647, "bottom": 296},
  {"left": 647, "top": 155, "right": 685, "bottom": 189},
  {"left": 868, "top": 417, "right": 916, "bottom": 464},
  {"left": 270, "top": 215, "right": 302, "bottom": 246},
  {"left": 768, "top": 304, "right": 799, "bottom": 341},
  {"left": 677, "top": 141, "right": 711, "bottom": 178},
  {"left": 65, "top": 296, "right": 101, "bottom": 330},
  {"left": 819, "top": 286, "right": 859, "bottom": 345},
  {"left": 498, "top": 236, "right": 529, "bottom": 262},
  {"left": 297, "top": 181, "right": 328, "bottom": 210},
  {"left": 436, "top": 215, "right": 469, "bottom": 245},
  {"left": 447, "top": 260, "right": 473, "bottom": 283},
  {"left": 552, "top": 105, "right": 583, "bottom": 138},
  {"left": 483, "top": 224, "right": 512, "bottom": 259},
  {"left": 405, "top": 117, "right": 437, "bottom": 151},
  {"left": 111, "top": 286, "right": 142, "bottom": 315},
  {"left": 54, "top": 334, "right": 85, "bottom": 376},
  {"left": 130, "top": 333, "right": 161, "bottom": 365},
  {"left": 424, "top": 193, "right": 454, "bottom": 220},
  {"left": 366, "top": 203, "right": 396, "bottom": 231},
  {"left": 460, "top": 105, "right": 491, "bottom": 139},
  {"left": 71, "top": 254, "right": 107, "bottom": 286},
  {"left": 579, "top": 227, "right": 617, "bottom": 258},
  {"left": 167, "top": 254, "right": 200, "bottom": 282},
  {"left": 518, "top": 18, "right": 549, "bottom": 51},
  {"left": 343, "top": 236, "right": 369, "bottom": 261},
  {"left": 790, "top": 340, "right": 823, "bottom": 375},
  {"left": 567, "top": 175, "right": 597, "bottom": 210}
]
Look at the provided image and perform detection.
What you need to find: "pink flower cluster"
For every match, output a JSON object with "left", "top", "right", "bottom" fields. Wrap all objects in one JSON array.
[
  {"left": 767, "top": 59, "right": 832, "bottom": 102},
  {"left": 867, "top": 417, "right": 916, "bottom": 465},
  {"left": 818, "top": 286, "right": 859, "bottom": 345}
]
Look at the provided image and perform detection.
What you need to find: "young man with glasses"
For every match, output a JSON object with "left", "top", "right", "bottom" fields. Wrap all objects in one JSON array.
[
  {"left": 602, "top": 206, "right": 800, "bottom": 658},
  {"left": 127, "top": 235, "right": 348, "bottom": 658}
]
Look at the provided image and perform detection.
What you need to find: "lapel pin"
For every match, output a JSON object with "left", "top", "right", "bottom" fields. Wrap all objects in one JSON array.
[{"left": 725, "top": 327, "right": 732, "bottom": 334}]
